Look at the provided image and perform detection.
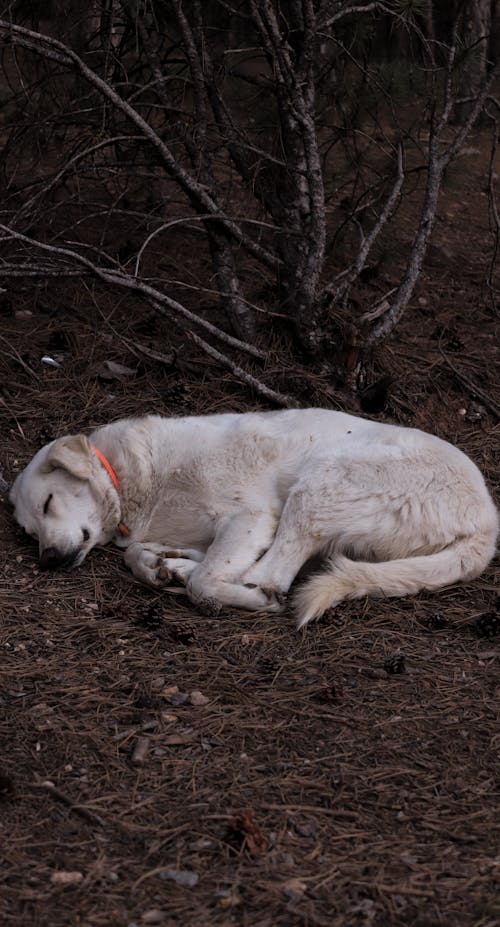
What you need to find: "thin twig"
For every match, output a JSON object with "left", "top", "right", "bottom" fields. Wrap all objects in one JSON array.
[
  {"left": 0, "top": 18, "right": 281, "bottom": 273},
  {"left": 0, "top": 224, "right": 266, "bottom": 361},
  {"left": 439, "top": 351, "right": 500, "bottom": 420},
  {"left": 329, "top": 145, "right": 404, "bottom": 308},
  {"left": 485, "top": 113, "right": 500, "bottom": 302},
  {"left": 154, "top": 302, "right": 295, "bottom": 408},
  {"left": 0, "top": 225, "right": 292, "bottom": 404},
  {"left": 31, "top": 780, "right": 105, "bottom": 827},
  {"left": 322, "top": 2, "right": 393, "bottom": 28},
  {"left": 366, "top": 39, "right": 500, "bottom": 344}
]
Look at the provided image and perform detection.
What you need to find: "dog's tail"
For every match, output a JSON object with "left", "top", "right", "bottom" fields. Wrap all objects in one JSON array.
[{"left": 294, "top": 528, "right": 497, "bottom": 629}]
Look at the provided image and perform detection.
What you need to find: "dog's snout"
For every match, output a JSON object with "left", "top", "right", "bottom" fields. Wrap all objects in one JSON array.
[
  {"left": 39, "top": 546, "right": 82, "bottom": 571},
  {"left": 39, "top": 546, "right": 62, "bottom": 570}
]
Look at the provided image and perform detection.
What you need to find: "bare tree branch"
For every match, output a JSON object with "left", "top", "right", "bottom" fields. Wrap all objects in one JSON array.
[
  {"left": 0, "top": 3, "right": 497, "bottom": 385},
  {"left": 327, "top": 144, "right": 404, "bottom": 309},
  {"left": 321, "top": 2, "right": 393, "bottom": 28},
  {"left": 0, "top": 223, "right": 294, "bottom": 406},
  {"left": 169, "top": 0, "right": 256, "bottom": 340},
  {"left": 365, "top": 39, "right": 500, "bottom": 344},
  {"left": 485, "top": 112, "right": 500, "bottom": 302},
  {"left": 14, "top": 135, "right": 142, "bottom": 225},
  {"left": 151, "top": 301, "right": 294, "bottom": 408},
  {"left": 0, "top": 18, "right": 281, "bottom": 274},
  {"left": 0, "top": 224, "right": 266, "bottom": 361}
]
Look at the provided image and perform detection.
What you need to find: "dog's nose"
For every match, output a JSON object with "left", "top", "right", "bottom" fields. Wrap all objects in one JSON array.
[{"left": 39, "top": 547, "right": 62, "bottom": 570}]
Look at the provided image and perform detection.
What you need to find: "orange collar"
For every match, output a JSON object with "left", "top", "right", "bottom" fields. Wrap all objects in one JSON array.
[{"left": 91, "top": 444, "right": 130, "bottom": 537}]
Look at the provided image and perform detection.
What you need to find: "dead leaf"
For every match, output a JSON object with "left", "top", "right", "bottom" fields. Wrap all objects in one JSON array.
[
  {"left": 87, "top": 359, "right": 136, "bottom": 381},
  {"left": 230, "top": 809, "right": 268, "bottom": 854}
]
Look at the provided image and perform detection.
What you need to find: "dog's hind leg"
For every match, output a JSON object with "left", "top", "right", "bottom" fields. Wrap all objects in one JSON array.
[
  {"left": 124, "top": 512, "right": 282, "bottom": 612},
  {"left": 185, "top": 511, "right": 283, "bottom": 613},
  {"left": 241, "top": 482, "right": 326, "bottom": 602}
]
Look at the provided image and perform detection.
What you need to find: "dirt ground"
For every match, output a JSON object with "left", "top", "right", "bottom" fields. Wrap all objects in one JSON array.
[{"left": 0, "top": 131, "right": 499, "bottom": 927}]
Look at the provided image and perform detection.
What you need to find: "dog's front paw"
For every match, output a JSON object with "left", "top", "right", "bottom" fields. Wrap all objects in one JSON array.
[
  {"left": 155, "top": 555, "right": 199, "bottom": 587},
  {"left": 135, "top": 563, "right": 174, "bottom": 589},
  {"left": 125, "top": 543, "right": 199, "bottom": 589},
  {"left": 155, "top": 559, "right": 177, "bottom": 584}
]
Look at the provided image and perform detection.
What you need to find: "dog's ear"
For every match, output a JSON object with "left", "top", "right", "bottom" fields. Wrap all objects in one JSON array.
[{"left": 42, "top": 435, "right": 93, "bottom": 480}]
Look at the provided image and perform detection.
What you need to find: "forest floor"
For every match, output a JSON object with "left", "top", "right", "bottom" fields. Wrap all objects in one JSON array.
[{"left": 0, "top": 128, "right": 499, "bottom": 927}]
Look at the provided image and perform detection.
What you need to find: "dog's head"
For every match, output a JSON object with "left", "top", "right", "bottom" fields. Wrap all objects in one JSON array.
[{"left": 10, "top": 434, "right": 119, "bottom": 570}]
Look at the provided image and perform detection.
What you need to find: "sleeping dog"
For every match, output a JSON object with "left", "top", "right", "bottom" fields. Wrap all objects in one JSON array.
[{"left": 9, "top": 408, "right": 498, "bottom": 627}]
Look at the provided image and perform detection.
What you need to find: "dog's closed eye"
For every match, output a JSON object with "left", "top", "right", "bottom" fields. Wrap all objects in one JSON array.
[{"left": 43, "top": 493, "right": 53, "bottom": 515}]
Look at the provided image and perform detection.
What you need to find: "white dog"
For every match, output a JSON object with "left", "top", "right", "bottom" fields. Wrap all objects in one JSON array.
[{"left": 9, "top": 409, "right": 498, "bottom": 628}]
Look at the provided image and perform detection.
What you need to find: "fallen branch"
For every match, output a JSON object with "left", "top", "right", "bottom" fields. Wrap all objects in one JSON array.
[
  {"left": 152, "top": 302, "right": 295, "bottom": 408},
  {"left": 0, "top": 224, "right": 293, "bottom": 406},
  {"left": 31, "top": 779, "right": 105, "bottom": 827},
  {"left": 0, "top": 224, "right": 265, "bottom": 361}
]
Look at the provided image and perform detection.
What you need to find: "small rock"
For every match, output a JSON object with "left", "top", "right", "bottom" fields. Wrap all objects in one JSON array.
[
  {"left": 215, "top": 889, "right": 242, "bottom": 908},
  {"left": 151, "top": 676, "right": 167, "bottom": 691},
  {"left": 190, "top": 690, "right": 209, "bottom": 707},
  {"left": 282, "top": 878, "right": 307, "bottom": 902},
  {"left": 141, "top": 910, "right": 166, "bottom": 925},
  {"left": 141, "top": 719, "right": 160, "bottom": 733},
  {"left": 160, "top": 868, "right": 199, "bottom": 888},
  {"left": 50, "top": 870, "right": 84, "bottom": 886},
  {"left": 169, "top": 692, "right": 190, "bottom": 706},
  {"left": 160, "top": 685, "right": 179, "bottom": 699},
  {"left": 292, "top": 820, "right": 317, "bottom": 838},
  {"left": 189, "top": 837, "right": 215, "bottom": 851},
  {"left": 131, "top": 736, "right": 150, "bottom": 766}
]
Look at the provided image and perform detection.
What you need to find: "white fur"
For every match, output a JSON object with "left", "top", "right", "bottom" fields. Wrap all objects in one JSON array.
[{"left": 9, "top": 409, "right": 498, "bottom": 627}]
